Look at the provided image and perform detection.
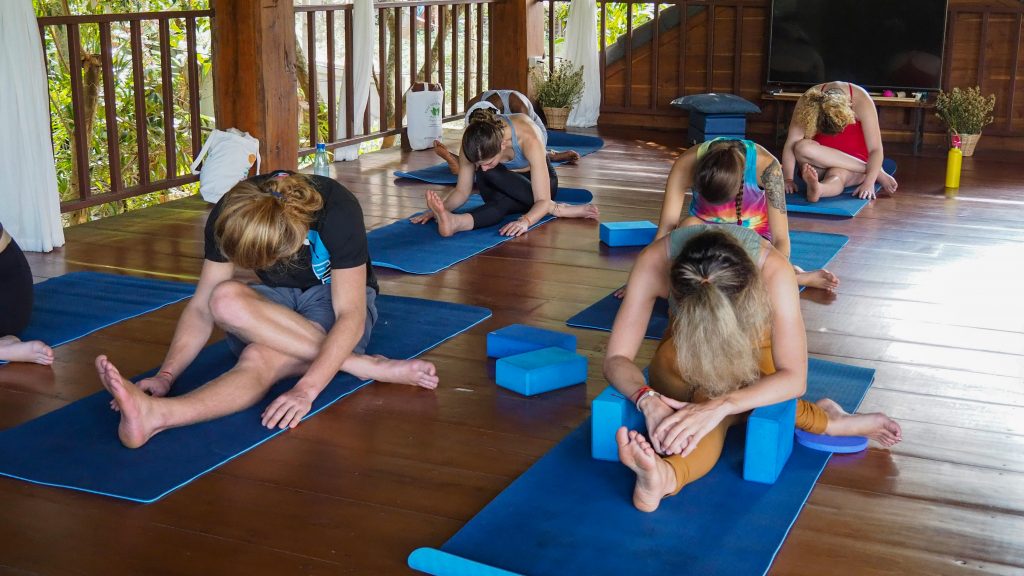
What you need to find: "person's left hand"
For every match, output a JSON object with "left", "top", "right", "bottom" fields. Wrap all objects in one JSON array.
[
  {"left": 499, "top": 217, "right": 530, "bottom": 237},
  {"left": 853, "top": 180, "right": 878, "bottom": 200},
  {"left": 261, "top": 387, "right": 314, "bottom": 429},
  {"left": 652, "top": 396, "right": 733, "bottom": 457}
]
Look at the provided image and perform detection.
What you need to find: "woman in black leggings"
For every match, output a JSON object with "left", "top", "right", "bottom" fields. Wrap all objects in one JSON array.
[
  {"left": 0, "top": 223, "right": 53, "bottom": 365},
  {"left": 411, "top": 108, "right": 598, "bottom": 238}
]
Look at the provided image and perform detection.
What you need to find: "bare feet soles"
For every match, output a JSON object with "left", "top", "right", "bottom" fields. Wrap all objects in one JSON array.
[
  {"left": 433, "top": 140, "right": 460, "bottom": 175},
  {"left": 425, "top": 190, "right": 456, "bottom": 237},
  {"left": 801, "top": 163, "right": 823, "bottom": 202},
  {"left": 371, "top": 355, "right": 439, "bottom": 389},
  {"left": 616, "top": 427, "right": 677, "bottom": 512},
  {"left": 0, "top": 336, "right": 54, "bottom": 365},
  {"left": 553, "top": 203, "right": 600, "bottom": 220},
  {"left": 96, "top": 355, "right": 160, "bottom": 449},
  {"left": 548, "top": 150, "right": 581, "bottom": 164},
  {"left": 817, "top": 398, "right": 903, "bottom": 448},
  {"left": 796, "top": 269, "right": 839, "bottom": 292}
]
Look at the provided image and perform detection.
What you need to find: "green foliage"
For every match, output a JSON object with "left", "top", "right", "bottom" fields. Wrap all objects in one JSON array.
[
  {"left": 533, "top": 61, "right": 585, "bottom": 109},
  {"left": 34, "top": 0, "right": 213, "bottom": 223},
  {"left": 935, "top": 86, "right": 996, "bottom": 135},
  {"left": 548, "top": 2, "right": 660, "bottom": 54}
]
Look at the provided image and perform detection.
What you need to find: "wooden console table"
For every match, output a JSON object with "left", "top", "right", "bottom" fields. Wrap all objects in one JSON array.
[{"left": 762, "top": 92, "right": 934, "bottom": 155}]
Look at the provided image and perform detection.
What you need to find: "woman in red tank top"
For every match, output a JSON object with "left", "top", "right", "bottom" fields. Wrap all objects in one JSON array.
[{"left": 780, "top": 82, "right": 898, "bottom": 202}]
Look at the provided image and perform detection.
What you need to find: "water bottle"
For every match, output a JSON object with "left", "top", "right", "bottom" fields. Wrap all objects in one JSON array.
[
  {"left": 944, "top": 134, "right": 962, "bottom": 194},
  {"left": 312, "top": 143, "right": 331, "bottom": 177}
]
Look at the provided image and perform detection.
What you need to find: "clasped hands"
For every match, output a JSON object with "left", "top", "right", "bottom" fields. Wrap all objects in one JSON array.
[{"left": 640, "top": 394, "right": 733, "bottom": 457}]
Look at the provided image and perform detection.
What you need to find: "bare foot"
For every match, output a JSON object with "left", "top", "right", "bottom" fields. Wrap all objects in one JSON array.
[
  {"left": 802, "top": 163, "right": 823, "bottom": 202},
  {"left": 616, "top": 427, "right": 677, "bottom": 512},
  {"left": 817, "top": 398, "right": 902, "bottom": 448},
  {"left": 95, "top": 355, "right": 161, "bottom": 448},
  {"left": 425, "top": 190, "right": 456, "bottom": 237},
  {"left": 553, "top": 203, "right": 600, "bottom": 220},
  {"left": 370, "top": 355, "right": 439, "bottom": 389},
  {"left": 433, "top": 140, "right": 460, "bottom": 175},
  {"left": 878, "top": 171, "right": 898, "bottom": 195},
  {"left": 0, "top": 336, "right": 54, "bottom": 365},
  {"left": 796, "top": 269, "right": 839, "bottom": 292},
  {"left": 548, "top": 150, "right": 581, "bottom": 164}
]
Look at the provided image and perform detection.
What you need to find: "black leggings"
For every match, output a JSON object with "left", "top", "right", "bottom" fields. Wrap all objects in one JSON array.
[
  {"left": 0, "top": 238, "right": 34, "bottom": 336},
  {"left": 468, "top": 160, "right": 559, "bottom": 229}
]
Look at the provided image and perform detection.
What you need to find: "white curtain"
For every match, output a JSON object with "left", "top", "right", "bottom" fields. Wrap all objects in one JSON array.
[
  {"left": 563, "top": 0, "right": 600, "bottom": 128},
  {"left": 0, "top": 0, "right": 65, "bottom": 252},
  {"left": 336, "top": 0, "right": 376, "bottom": 161}
]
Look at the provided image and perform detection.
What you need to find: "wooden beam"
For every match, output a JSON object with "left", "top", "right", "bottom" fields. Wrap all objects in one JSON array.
[
  {"left": 488, "top": 0, "right": 544, "bottom": 94},
  {"left": 211, "top": 0, "right": 298, "bottom": 172}
]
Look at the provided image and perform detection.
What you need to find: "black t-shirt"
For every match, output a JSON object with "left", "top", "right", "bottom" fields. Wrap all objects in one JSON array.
[{"left": 204, "top": 172, "right": 378, "bottom": 292}]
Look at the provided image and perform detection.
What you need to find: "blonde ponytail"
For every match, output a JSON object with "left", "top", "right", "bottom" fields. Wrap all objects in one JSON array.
[{"left": 214, "top": 173, "right": 323, "bottom": 270}]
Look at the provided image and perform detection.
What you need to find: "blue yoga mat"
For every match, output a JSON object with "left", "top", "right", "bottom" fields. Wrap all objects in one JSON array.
[
  {"left": 0, "top": 295, "right": 491, "bottom": 503},
  {"left": 567, "top": 230, "right": 848, "bottom": 339},
  {"left": 786, "top": 158, "right": 897, "bottom": 217},
  {"left": 369, "top": 188, "right": 594, "bottom": 275},
  {"left": 394, "top": 132, "right": 605, "bottom": 184},
  {"left": 409, "top": 358, "right": 875, "bottom": 576},
  {"left": 20, "top": 271, "right": 195, "bottom": 347}
]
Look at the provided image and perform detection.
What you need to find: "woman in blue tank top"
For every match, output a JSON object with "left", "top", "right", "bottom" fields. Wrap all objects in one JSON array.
[
  {"left": 412, "top": 107, "right": 598, "bottom": 238},
  {"left": 0, "top": 223, "right": 54, "bottom": 365}
]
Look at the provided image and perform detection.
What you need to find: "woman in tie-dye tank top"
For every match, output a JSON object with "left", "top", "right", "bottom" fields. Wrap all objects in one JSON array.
[{"left": 656, "top": 138, "right": 839, "bottom": 292}]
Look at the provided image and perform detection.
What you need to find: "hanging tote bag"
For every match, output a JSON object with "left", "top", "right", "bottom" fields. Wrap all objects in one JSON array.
[
  {"left": 405, "top": 83, "right": 445, "bottom": 151},
  {"left": 190, "top": 128, "right": 261, "bottom": 203}
]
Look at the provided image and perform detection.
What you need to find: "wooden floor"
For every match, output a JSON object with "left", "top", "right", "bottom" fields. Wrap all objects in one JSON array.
[{"left": 2, "top": 128, "right": 1024, "bottom": 575}]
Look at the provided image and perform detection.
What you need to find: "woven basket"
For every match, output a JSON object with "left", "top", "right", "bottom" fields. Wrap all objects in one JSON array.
[
  {"left": 951, "top": 133, "right": 981, "bottom": 157},
  {"left": 543, "top": 107, "right": 570, "bottom": 130}
]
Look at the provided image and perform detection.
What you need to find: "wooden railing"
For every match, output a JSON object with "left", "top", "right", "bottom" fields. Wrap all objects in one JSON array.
[
  {"left": 295, "top": 0, "right": 494, "bottom": 158},
  {"left": 37, "top": 10, "right": 213, "bottom": 214}
]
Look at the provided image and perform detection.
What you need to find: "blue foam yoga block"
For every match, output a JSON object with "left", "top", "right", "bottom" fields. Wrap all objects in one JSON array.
[
  {"left": 743, "top": 399, "right": 796, "bottom": 484},
  {"left": 495, "top": 347, "right": 587, "bottom": 396},
  {"left": 690, "top": 112, "right": 747, "bottom": 134},
  {"left": 486, "top": 324, "right": 577, "bottom": 358},
  {"left": 599, "top": 221, "right": 658, "bottom": 247},
  {"left": 688, "top": 126, "right": 745, "bottom": 144},
  {"left": 591, "top": 386, "right": 647, "bottom": 461}
]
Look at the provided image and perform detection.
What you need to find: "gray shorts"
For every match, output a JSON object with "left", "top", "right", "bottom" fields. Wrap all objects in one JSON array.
[{"left": 226, "top": 283, "right": 378, "bottom": 357}]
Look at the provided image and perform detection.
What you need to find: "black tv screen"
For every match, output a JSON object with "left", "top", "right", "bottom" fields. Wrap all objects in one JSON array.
[{"left": 767, "top": 0, "right": 948, "bottom": 91}]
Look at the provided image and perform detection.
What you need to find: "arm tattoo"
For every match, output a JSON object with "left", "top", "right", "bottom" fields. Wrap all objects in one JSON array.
[{"left": 762, "top": 161, "right": 787, "bottom": 213}]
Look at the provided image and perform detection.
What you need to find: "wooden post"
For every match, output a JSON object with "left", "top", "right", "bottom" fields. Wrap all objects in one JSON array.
[
  {"left": 488, "top": 0, "right": 544, "bottom": 94},
  {"left": 211, "top": 0, "right": 298, "bottom": 172}
]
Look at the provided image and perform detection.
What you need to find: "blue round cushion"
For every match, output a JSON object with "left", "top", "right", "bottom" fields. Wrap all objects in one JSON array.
[{"left": 670, "top": 93, "right": 761, "bottom": 115}]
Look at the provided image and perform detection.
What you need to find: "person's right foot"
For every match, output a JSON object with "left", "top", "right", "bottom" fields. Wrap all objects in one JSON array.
[
  {"left": 370, "top": 355, "right": 439, "bottom": 389},
  {"left": 0, "top": 338, "right": 54, "bottom": 365},
  {"left": 425, "top": 190, "right": 456, "bottom": 237},
  {"left": 548, "top": 150, "right": 581, "bottom": 164},
  {"left": 433, "top": 140, "right": 460, "bottom": 175},
  {"left": 95, "top": 355, "right": 159, "bottom": 448},
  {"left": 802, "top": 163, "right": 823, "bottom": 202},
  {"left": 879, "top": 171, "right": 899, "bottom": 195},
  {"left": 796, "top": 269, "right": 839, "bottom": 292},
  {"left": 616, "top": 427, "right": 677, "bottom": 512}
]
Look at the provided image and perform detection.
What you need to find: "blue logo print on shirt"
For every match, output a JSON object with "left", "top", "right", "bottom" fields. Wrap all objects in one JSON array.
[{"left": 307, "top": 230, "right": 332, "bottom": 284}]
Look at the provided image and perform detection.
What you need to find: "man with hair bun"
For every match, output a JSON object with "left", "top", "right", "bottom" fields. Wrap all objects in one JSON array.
[
  {"left": 96, "top": 172, "right": 439, "bottom": 449},
  {"left": 782, "top": 81, "right": 898, "bottom": 202}
]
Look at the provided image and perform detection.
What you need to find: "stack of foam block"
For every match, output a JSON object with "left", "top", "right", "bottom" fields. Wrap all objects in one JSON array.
[{"left": 487, "top": 324, "right": 588, "bottom": 396}]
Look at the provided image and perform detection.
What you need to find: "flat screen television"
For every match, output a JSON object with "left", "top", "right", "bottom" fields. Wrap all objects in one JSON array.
[{"left": 767, "top": 0, "right": 949, "bottom": 91}]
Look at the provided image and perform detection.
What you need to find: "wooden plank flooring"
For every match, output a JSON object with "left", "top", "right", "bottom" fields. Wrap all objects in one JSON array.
[{"left": 2, "top": 128, "right": 1023, "bottom": 575}]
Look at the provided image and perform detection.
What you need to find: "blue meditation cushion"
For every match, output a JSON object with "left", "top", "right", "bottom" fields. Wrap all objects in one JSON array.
[
  {"left": 690, "top": 112, "right": 747, "bottom": 133},
  {"left": 670, "top": 92, "right": 762, "bottom": 115},
  {"left": 795, "top": 430, "right": 869, "bottom": 453},
  {"left": 486, "top": 324, "right": 577, "bottom": 358},
  {"left": 743, "top": 399, "right": 796, "bottom": 484},
  {"left": 591, "top": 386, "right": 648, "bottom": 461},
  {"left": 599, "top": 221, "right": 658, "bottom": 247},
  {"left": 495, "top": 347, "right": 588, "bottom": 396}
]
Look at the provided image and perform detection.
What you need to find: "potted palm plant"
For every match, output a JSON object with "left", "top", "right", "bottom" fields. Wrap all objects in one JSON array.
[
  {"left": 532, "top": 60, "right": 586, "bottom": 130},
  {"left": 934, "top": 86, "right": 996, "bottom": 156}
]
